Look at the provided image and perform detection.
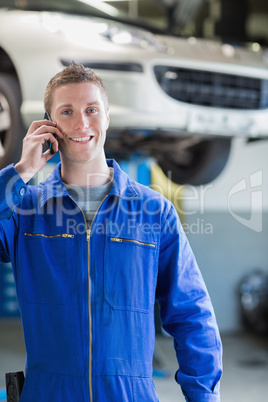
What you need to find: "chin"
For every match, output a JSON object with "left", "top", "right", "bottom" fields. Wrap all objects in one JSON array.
[{"left": 61, "top": 149, "right": 93, "bottom": 161}]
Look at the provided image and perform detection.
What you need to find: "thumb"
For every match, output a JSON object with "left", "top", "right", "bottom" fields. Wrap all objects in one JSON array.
[{"left": 43, "top": 149, "right": 57, "bottom": 163}]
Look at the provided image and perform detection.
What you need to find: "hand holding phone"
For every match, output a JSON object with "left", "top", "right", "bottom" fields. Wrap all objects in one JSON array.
[
  {"left": 14, "top": 114, "right": 63, "bottom": 183},
  {"left": 44, "top": 112, "right": 58, "bottom": 154}
]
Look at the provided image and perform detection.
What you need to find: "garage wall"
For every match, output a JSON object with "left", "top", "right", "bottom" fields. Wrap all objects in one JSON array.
[{"left": 184, "top": 138, "right": 268, "bottom": 332}]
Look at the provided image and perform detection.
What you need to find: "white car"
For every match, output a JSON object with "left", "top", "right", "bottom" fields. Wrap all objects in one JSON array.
[{"left": 1, "top": 1, "right": 268, "bottom": 184}]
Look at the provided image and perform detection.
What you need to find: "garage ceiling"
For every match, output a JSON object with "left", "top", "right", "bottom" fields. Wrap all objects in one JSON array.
[{"left": 103, "top": 0, "right": 268, "bottom": 44}]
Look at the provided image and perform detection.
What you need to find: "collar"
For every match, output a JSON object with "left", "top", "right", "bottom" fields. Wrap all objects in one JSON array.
[{"left": 39, "top": 159, "right": 141, "bottom": 207}]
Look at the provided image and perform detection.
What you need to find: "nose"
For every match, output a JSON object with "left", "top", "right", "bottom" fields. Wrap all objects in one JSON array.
[{"left": 74, "top": 112, "right": 89, "bottom": 131}]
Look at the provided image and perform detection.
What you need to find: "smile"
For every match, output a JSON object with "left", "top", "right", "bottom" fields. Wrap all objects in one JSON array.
[{"left": 70, "top": 136, "right": 93, "bottom": 143}]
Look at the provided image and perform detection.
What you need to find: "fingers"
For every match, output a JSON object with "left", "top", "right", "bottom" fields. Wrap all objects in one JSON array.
[
  {"left": 22, "top": 118, "right": 64, "bottom": 153},
  {"left": 43, "top": 148, "right": 56, "bottom": 162},
  {"left": 26, "top": 119, "right": 64, "bottom": 139},
  {"left": 30, "top": 132, "right": 60, "bottom": 147},
  {"left": 26, "top": 119, "right": 56, "bottom": 135},
  {"left": 35, "top": 125, "right": 63, "bottom": 140},
  {"left": 21, "top": 132, "right": 60, "bottom": 159}
]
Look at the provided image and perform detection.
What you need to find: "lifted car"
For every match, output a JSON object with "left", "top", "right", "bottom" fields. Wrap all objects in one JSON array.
[{"left": 0, "top": 1, "right": 268, "bottom": 184}]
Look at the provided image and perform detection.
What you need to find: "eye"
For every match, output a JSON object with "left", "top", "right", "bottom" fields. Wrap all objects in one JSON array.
[
  {"left": 62, "top": 110, "right": 72, "bottom": 115},
  {"left": 87, "top": 108, "right": 97, "bottom": 113}
]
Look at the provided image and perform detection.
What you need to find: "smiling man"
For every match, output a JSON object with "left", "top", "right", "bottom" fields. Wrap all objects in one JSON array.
[
  {"left": 16, "top": 65, "right": 111, "bottom": 187},
  {"left": 0, "top": 63, "right": 222, "bottom": 401},
  {"left": 53, "top": 82, "right": 109, "bottom": 179}
]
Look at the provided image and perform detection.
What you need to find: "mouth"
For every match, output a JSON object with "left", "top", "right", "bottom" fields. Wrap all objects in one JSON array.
[{"left": 70, "top": 136, "right": 93, "bottom": 143}]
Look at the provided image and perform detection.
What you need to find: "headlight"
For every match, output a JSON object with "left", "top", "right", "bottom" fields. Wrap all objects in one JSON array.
[
  {"left": 100, "top": 24, "right": 167, "bottom": 52},
  {"left": 40, "top": 12, "right": 167, "bottom": 53},
  {"left": 40, "top": 13, "right": 109, "bottom": 48}
]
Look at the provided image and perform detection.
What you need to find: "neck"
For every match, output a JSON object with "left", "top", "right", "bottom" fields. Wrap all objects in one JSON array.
[{"left": 60, "top": 154, "right": 111, "bottom": 187}]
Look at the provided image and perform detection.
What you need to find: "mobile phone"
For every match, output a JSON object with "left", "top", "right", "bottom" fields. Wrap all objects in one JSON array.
[{"left": 44, "top": 112, "right": 57, "bottom": 154}]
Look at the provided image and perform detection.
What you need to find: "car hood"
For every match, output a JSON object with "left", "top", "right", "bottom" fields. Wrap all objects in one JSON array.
[
  {"left": 160, "top": 35, "right": 268, "bottom": 72},
  {"left": 1, "top": 8, "right": 267, "bottom": 77}
]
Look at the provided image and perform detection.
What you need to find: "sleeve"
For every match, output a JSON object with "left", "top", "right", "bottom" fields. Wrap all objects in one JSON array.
[
  {"left": 0, "top": 164, "right": 27, "bottom": 263},
  {"left": 156, "top": 203, "right": 222, "bottom": 402}
]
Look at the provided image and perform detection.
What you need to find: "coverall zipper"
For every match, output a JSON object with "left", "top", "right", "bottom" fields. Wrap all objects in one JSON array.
[
  {"left": 24, "top": 233, "right": 74, "bottom": 238},
  {"left": 71, "top": 195, "right": 108, "bottom": 402},
  {"left": 110, "top": 237, "right": 156, "bottom": 248}
]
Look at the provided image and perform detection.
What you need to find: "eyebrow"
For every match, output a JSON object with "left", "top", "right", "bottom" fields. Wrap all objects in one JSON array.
[{"left": 56, "top": 101, "right": 101, "bottom": 111}]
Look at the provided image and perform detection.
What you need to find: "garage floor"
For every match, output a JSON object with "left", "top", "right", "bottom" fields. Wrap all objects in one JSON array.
[{"left": 0, "top": 319, "right": 268, "bottom": 401}]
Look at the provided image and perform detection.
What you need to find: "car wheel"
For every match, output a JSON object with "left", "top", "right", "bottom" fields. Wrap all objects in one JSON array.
[
  {"left": 0, "top": 74, "right": 25, "bottom": 169},
  {"left": 157, "top": 138, "right": 232, "bottom": 185}
]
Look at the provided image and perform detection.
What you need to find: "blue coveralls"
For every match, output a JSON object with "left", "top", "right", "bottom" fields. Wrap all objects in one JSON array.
[{"left": 0, "top": 159, "right": 222, "bottom": 401}]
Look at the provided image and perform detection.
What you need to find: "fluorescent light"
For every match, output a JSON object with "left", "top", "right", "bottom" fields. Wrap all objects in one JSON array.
[{"left": 78, "top": 0, "right": 120, "bottom": 17}]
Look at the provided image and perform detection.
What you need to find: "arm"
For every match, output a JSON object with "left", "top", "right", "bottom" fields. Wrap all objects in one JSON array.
[
  {"left": 0, "top": 164, "right": 26, "bottom": 263},
  {"left": 0, "top": 118, "right": 63, "bottom": 262},
  {"left": 156, "top": 204, "right": 222, "bottom": 402}
]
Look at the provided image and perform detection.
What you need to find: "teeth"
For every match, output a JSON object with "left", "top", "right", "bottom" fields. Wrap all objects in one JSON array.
[{"left": 71, "top": 137, "right": 91, "bottom": 142}]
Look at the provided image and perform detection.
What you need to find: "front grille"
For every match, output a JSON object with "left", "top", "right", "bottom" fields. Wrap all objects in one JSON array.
[{"left": 154, "top": 66, "right": 268, "bottom": 110}]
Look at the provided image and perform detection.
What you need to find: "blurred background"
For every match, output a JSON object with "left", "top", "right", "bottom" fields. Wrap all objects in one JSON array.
[{"left": 0, "top": 1, "right": 268, "bottom": 401}]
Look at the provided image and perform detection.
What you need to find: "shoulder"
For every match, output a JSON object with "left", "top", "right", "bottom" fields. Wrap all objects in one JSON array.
[{"left": 130, "top": 178, "right": 175, "bottom": 216}]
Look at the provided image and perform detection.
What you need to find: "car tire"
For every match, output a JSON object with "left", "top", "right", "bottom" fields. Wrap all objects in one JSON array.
[
  {"left": 0, "top": 74, "right": 25, "bottom": 169},
  {"left": 157, "top": 138, "right": 232, "bottom": 186}
]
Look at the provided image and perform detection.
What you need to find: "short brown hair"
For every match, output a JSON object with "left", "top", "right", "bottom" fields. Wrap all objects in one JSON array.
[{"left": 44, "top": 62, "right": 109, "bottom": 113}]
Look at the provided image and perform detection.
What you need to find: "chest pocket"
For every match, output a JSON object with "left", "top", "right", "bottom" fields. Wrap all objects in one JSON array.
[
  {"left": 104, "top": 235, "right": 158, "bottom": 313},
  {"left": 18, "top": 232, "right": 75, "bottom": 305}
]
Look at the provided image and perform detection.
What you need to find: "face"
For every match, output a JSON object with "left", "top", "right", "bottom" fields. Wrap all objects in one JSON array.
[{"left": 50, "top": 82, "right": 109, "bottom": 167}]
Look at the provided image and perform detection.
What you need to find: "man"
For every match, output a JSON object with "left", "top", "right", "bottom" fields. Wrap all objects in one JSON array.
[{"left": 0, "top": 63, "right": 222, "bottom": 401}]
